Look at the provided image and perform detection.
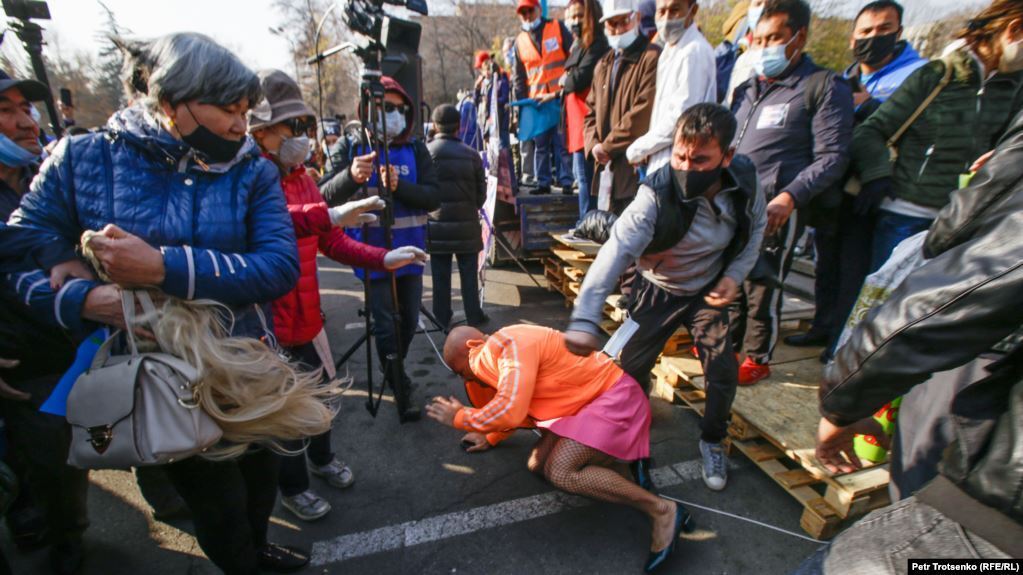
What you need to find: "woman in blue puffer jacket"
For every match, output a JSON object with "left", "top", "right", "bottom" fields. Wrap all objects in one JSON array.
[{"left": 4, "top": 33, "right": 306, "bottom": 574}]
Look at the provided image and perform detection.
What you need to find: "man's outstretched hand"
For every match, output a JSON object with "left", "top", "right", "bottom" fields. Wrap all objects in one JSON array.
[
  {"left": 815, "top": 416, "right": 887, "bottom": 474},
  {"left": 426, "top": 395, "right": 465, "bottom": 427},
  {"left": 563, "top": 329, "right": 600, "bottom": 357},
  {"left": 461, "top": 432, "right": 491, "bottom": 453}
]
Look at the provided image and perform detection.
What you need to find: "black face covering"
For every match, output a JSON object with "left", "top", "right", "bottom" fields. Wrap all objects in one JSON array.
[
  {"left": 180, "top": 104, "right": 245, "bottom": 164},
  {"left": 570, "top": 23, "right": 582, "bottom": 38},
  {"left": 671, "top": 162, "right": 723, "bottom": 200},
  {"left": 853, "top": 32, "right": 899, "bottom": 66}
]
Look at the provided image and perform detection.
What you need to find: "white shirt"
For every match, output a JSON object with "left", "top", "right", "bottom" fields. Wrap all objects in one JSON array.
[
  {"left": 625, "top": 24, "right": 717, "bottom": 171},
  {"left": 725, "top": 46, "right": 756, "bottom": 107}
]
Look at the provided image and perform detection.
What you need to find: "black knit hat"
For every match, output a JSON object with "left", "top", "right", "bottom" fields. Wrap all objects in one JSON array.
[{"left": 432, "top": 104, "right": 460, "bottom": 134}]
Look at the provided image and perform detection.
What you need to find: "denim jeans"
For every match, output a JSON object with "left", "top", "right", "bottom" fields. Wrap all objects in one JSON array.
[
  {"left": 430, "top": 252, "right": 484, "bottom": 327},
  {"left": 791, "top": 496, "right": 1010, "bottom": 575},
  {"left": 573, "top": 151, "right": 595, "bottom": 222},
  {"left": 533, "top": 128, "right": 573, "bottom": 188},
  {"left": 870, "top": 210, "right": 933, "bottom": 273},
  {"left": 552, "top": 129, "right": 574, "bottom": 187}
]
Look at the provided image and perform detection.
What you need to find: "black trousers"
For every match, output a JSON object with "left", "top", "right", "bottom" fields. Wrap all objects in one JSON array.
[
  {"left": 620, "top": 277, "right": 738, "bottom": 443},
  {"left": 731, "top": 210, "right": 804, "bottom": 364},
  {"left": 163, "top": 449, "right": 280, "bottom": 575},
  {"left": 827, "top": 194, "right": 877, "bottom": 355},
  {"left": 2, "top": 374, "right": 89, "bottom": 545},
  {"left": 808, "top": 225, "right": 840, "bottom": 339},
  {"left": 278, "top": 342, "right": 334, "bottom": 498},
  {"left": 368, "top": 274, "right": 422, "bottom": 361},
  {"left": 430, "top": 252, "right": 484, "bottom": 327}
]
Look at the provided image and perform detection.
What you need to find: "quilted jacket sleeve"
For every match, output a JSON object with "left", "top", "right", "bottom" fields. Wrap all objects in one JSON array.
[
  {"left": 160, "top": 159, "right": 299, "bottom": 305},
  {"left": 5, "top": 138, "right": 101, "bottom": 335},
  {"left": 319, "top": 228, "right": 387, "bottom": 270},
  {"left": 287, "top": 202, "right": 333, "bottom": 238}
]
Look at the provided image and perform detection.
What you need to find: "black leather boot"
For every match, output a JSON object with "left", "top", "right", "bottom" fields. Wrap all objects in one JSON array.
[{"left": 384, "top": 357, "right": 421, "bottom": 424}]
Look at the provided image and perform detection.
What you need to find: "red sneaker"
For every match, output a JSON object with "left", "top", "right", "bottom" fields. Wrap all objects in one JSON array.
[{"left": 738, "top": 357, "right": 770, "bottom": 386}]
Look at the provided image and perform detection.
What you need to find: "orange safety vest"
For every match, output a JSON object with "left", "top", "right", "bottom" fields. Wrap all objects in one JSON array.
[{"left": 516, "top": 21, "right": 568, "bottom": 99}]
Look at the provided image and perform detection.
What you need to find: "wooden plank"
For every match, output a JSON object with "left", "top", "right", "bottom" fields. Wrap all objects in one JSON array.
[
  {"left": 548, "top": 231, "right": 602, "bottom": 256},
  {"left": 774, "top": 469, "right": 817, "bottom": 489},
  {"left": 728, "top": 413, "right": 761, "bottom": 441}
]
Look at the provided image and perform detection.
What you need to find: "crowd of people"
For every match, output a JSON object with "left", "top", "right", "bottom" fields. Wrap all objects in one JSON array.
[{"left": 0, "top": 0, "right": 1020, "bottom": 573}]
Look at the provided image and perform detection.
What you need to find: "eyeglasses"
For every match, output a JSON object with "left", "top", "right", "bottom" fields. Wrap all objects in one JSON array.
[
  {"left": 383, "top": 102, "right": 409, "bottom": 114},
  {"left": 283, "top": 117, "right": 316, "bottom": 135}
]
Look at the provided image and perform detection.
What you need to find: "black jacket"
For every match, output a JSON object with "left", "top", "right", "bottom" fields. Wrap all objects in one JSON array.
[
  {"left": 562, "top": 34, "right": 609, "bottom": 96},
  {"left": 425, "top": 134, "right": 485, "bottom": 254},
  {"left": 820, "top": 109, "right": 1023, "bottom": 556}
]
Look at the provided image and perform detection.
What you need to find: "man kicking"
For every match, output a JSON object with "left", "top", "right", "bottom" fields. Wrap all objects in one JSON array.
[
  {"left": 428, "top": 324, "right": 690, "bottom": 572},
  {"left": 563, "top": 103, "right": 767, "bottom": 491}
]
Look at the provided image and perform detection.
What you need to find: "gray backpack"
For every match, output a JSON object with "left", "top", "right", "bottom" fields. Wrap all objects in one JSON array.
[{"left": 66, "top": 290, "right": 222, "bottom": 469}]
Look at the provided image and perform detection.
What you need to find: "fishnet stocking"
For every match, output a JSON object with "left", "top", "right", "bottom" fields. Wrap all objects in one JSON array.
[{"left": 540, "top": 437, "right": 677, "bottom": 551}]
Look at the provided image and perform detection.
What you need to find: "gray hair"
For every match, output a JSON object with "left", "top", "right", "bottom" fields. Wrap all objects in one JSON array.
[{"left": 114, "top": 32, "right": 262, "bottom": 110}]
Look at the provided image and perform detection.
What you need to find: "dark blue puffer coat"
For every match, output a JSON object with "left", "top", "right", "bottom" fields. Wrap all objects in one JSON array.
[{"left": 4, "top": 105, "right": 299, "bottom": 337}]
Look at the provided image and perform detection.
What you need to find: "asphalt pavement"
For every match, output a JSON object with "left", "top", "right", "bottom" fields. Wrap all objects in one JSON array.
[{"left": 4, "top": 257, "right": 824, "bottom": 575}]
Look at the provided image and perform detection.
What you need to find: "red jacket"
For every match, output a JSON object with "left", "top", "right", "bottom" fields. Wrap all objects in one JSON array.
[{"left": 272, "top": 165, "right": 387, "bottom": 347}]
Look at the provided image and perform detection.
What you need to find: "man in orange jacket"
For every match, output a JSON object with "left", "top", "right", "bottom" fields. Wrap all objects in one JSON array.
[{"left": 427, "top": 324, "right": 691, "bottom": 572}]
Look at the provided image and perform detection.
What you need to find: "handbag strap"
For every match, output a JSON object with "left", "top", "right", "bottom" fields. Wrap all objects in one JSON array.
[
  {"left": 886, "top": 57, "right": 955, "bottom": 163},
  {"left": 120, "top": 290, "right": 140, "bottom": 357}
]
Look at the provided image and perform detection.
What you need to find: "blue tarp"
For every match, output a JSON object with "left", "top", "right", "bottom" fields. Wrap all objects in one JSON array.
[{"left": 511, "top": 98, "right": 560, "bottom": 142}]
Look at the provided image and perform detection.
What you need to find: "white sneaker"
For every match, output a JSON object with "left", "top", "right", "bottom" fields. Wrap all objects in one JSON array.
[
  {"left": 699, "top": 440, "right": 728, "bottom": 491},
  {"left": 310, "top": 458, "right": 355, "bottom": 489},
  {"left": 281, "top": 490, "right": 331, "bottom": 521}
]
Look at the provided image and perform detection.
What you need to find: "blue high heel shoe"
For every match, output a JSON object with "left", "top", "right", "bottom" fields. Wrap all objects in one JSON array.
[
  {"left": 644, "top": 502, "right": 694, "bottom": 573},
  {"left": 630, "top": 458, "right": 656, "bottom": 492}
]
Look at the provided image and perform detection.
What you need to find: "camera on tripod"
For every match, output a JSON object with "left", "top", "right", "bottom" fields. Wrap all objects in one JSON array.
[{"left": 342, "top": 0, "right": 427, "bottom": 52}]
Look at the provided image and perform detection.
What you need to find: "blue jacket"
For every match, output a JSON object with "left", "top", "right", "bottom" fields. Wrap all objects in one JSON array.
[
  {"left": 844, "top": 41, "right": 928, "bottom": 105},
  {"left": 4, "top": 106, "right": 299, "bottom": 337}
]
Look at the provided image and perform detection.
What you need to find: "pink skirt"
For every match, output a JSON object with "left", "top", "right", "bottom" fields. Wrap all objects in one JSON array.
[{"left": 537, "top": 374, "right": 651, "bottom": 461}]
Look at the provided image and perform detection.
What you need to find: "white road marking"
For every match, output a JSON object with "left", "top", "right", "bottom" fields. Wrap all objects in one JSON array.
[{"left": 310, "top": 457, "right": 738, "bottom": 566}]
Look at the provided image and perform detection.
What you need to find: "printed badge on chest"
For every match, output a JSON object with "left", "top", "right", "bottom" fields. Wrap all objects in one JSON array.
[{"left": 756, "top": 103, "right": 789, "bottom": 129}]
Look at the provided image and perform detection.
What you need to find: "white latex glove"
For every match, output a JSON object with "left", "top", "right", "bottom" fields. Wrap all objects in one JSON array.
[
  {"left": 383, "top": 246, "right": 429, "bottom": 270},
  {"left": 329, "top": 196, "right": 385, "bottom": 227}
]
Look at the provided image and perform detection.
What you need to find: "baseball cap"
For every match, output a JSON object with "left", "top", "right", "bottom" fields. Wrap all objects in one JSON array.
[
  {"left": 517, "top": 0, "right": 540, "bottom": 15},
  {"left": 0, "top": 70, "right": 49, "bottom": 102},
  {"left": 600, "top": 0, "right": 635, "bottom": 22}
]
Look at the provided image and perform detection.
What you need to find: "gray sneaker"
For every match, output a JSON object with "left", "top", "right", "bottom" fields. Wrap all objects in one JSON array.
[
  {"left": 281, "top": 490, "right": 331, "bottom": 521},
  {"left": 699, "top": 440, "right": 728, "bottom": 491},
  {"left": 310, "top": 458, "right": 355, "bottom": 489}
]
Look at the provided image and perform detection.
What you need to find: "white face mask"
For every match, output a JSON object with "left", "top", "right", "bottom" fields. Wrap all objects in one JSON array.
[
  {"left": 273, "top": 134, "right": 310, "bottom": 168},
  {"left": 1000, "top": 36, "right": 1023, "bottom": 74},
  {"left": 607, "top": 23, "right": 638, "bottom": 51},
  {"left": 655, "top": 3, "right": 695, "bottom": 45},
  {"left": 521, "top": 17, "right": 541, "bottom": 32},
  {"left": 376, "top": 109, "right": 406, "bottom": 140}
]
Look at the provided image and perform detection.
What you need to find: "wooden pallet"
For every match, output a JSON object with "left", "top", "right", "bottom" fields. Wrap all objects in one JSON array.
[{"left": 655, "top": 344, "right": 891, "bottom": 539}]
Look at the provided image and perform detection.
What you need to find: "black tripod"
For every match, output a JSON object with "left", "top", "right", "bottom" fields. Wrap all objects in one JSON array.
[{"left": 333, "top": 53, "right": 445, "bottom": 422}]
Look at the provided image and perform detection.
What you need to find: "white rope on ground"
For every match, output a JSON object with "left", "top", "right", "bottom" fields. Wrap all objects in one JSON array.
[
  {"left": 659, "top": 494, "right": 828, "bottom": 545},
  {"left": 418, "top": 317, "right": 452, "bottom": 372}
]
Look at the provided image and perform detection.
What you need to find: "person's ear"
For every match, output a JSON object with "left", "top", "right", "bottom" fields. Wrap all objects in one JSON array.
[
  {"left": 160, "top": 100, "right": 177, "bottom": 125},
  {"left": 721, "top": 147, "right": 736, "bottom": 169}
]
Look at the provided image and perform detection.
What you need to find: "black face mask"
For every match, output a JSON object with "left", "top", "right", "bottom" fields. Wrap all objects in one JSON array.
[
  {"left": 180, "top": 104, "right": 245, "bottom": 164},
  {"left": 570, "top": 23, "right": 582, "bottom": 38},
  {"left": 671, "top": 162, "right": 723, "bottom": 200},
  {"left": 853, "top": 32, "right": 899, "bottom": 66}
]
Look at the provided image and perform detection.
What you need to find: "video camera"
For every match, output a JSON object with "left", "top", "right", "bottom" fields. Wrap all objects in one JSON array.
[
  {"left": 342, "top": 0, "right": 427, "bottom": 52},
  {"left": 1, "top": 0, "right": 63, "bottom": 137}
]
